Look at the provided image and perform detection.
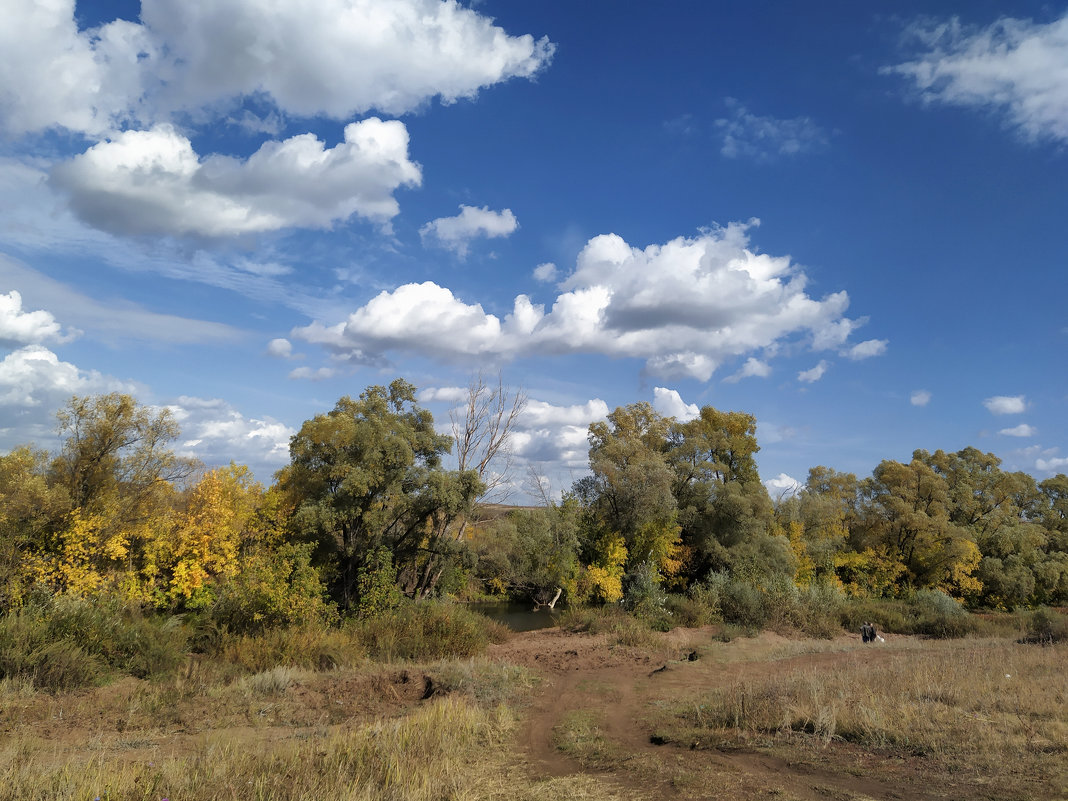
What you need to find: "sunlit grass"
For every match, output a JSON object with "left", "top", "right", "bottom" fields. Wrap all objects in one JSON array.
[{"left": 652, "top": 638, "right": 1068, "bottom": 796}]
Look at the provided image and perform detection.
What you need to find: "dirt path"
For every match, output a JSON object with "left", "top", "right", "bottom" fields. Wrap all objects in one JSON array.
[{"left": 488, "top": 627, "right": 945, "bottom": 801}]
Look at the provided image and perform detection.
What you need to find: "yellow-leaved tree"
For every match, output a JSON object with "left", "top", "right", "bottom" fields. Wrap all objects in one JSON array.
[{"left": 165, "top": 464, "right": 263, "bottom": 607}]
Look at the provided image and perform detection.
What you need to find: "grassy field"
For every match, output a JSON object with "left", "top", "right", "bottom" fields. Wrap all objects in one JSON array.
[{"left": 0, "top": 604, "right": 1066, "bottom": 801}]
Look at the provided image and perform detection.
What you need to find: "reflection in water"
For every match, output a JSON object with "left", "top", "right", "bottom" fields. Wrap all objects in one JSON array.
[{"left": 473, "top": 602, "right": 560, "bottom": 632}]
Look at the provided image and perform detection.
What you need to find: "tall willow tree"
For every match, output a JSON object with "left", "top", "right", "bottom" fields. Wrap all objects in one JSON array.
[{"left": 277, "top": 380, "right": 482, "bottom": 607}]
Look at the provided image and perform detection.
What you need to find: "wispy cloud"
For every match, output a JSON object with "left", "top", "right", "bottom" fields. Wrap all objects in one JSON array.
[
  {"left": 887, "top": 12, "right": 1068, "bottom": 143},
  {"left": 715, "top": 99, "right": 830, "bottom": 161}
]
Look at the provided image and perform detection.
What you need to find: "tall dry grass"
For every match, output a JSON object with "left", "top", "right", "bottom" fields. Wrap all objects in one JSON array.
[
  {"left": 661, "top": 639, "right": 1067, "bottom": 780},
  {"left": 0, "top": 695, "right": 511, "bottom": 800},
  {"left": 0, "top": 692, "right": 633, "bottom": 801}
]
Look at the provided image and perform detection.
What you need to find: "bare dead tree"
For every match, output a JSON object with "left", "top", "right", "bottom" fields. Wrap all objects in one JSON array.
[
  {"left": 526, "top": 463, "right": 556, "bottom": 508},
  {"left": 451, "top": 370, "right": 526, "bottom": 506}
]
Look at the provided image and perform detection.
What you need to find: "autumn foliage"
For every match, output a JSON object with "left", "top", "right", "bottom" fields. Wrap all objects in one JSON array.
[{"left": 0, "top": 388, "right": 1066, "bottom": 634}]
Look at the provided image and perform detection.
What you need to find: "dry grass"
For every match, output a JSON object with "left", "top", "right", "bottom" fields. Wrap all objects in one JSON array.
[
  {"left": 654, "top": 638, "right": 1068, "bottom": 797},
  {"left": 0, "top": 692, "right": 635, "bottom": 801}
]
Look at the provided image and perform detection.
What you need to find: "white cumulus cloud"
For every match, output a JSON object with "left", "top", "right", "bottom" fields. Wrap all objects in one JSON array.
[
  {"left": 509, "top": 397, "right": 610, "bottom": 469},
  {"left": 51, "top": 120, "right": 421, "bottom": 237},
  {"left": 420, "top": 205, "right": 518, "bottom": 257},
  {"left": 844, "top": 338, "right": 888, "bottom": 360},
  {"left": 533, "top": 262, "right": 559, "bottom": 282},
  {"left": 798, "top": 361, "right": 829, "bottom": 383},
  {"left": 0, "top": 345, "right": 131, "bottom": 407},
  {"left": 765, "top": 472, "right": 803, "bottom": 499},
  {"left": 652, "top": 387, "right": 699, "bottom": 421},
  {"left": 984, "top": 394, "right": 1027, "bottom": 414},
  {"left": 266, "top": 338, "right": 295, "bottom": 359},
  {"left": 1037, "top": 455, "right": 1068, "bottom": 472},
  {"left": 167, "top": 395, "right": 295, "bottom": 471},
  {"left": 723, "top": 357, "right": 772, "bottom": 383},
  {"left": 0, "top": 291, "right": 72, "bottom": 346},
  {"left": 1, "top": 0, "right": 554, "bottom": 137},
  {"left": 294, "top": 222, "right": 870, "bottom": 381},
  {"left": 887, "top": 12, "right": 1068, "bottom": 143},
  {"left": 418, "top": 386, "right": 469, "bottom": 404},
  {"left": 999, "top": 423, "right": 1037, "bottom": 437},
  {"left": 910, "top": 389, "right": 932, "bottom": 407},
  {"left": 0, "top": 1, "right": 151, "bottom": 137}
]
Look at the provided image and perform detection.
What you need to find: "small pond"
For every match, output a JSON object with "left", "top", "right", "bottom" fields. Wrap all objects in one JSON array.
[{"left": 471, "top": 602, "right": 561, "bottom": 632}]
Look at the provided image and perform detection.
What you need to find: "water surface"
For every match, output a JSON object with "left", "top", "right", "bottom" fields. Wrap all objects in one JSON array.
[{"left": 474, "top": 602, "right": 560, "bottom": 632}]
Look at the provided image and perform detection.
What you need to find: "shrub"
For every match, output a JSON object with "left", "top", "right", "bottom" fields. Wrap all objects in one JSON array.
[
  {"left": 354, "top": 546, "right": 402, "bottom": 619},
  {"left": 794, "top": 583, "right": 846, "bottom": 638},
  {"left": 0, "top": 594, "right": 187, "bottom": 690},
  {"left": 664, "top": 595, "right": 712, "bottom": 628},
  {"left": 719, "top": 579, "right": 768, "bottom": 629},
  {"left": 838, "top": 597, "right": 912, "bottom": 635},
  {"left": 218, "top": 626, "right": 360, "bottom": 673},
  {"left": 26, "top": 641, "right": 103, "bottom": 692},
  {"left": 1025, "top": 607, "right": 1068, "bottom": 644},
  {"left": 208, "top": 543, "right": 338, "bottom": 635},
  {"left": 555, "top": 604, "right": 628, "bottom": 634},
  {"left": 623, "top": 561, "right": 669, "bottom": 627},
  {"left": 688, "top": 577, "right": 723, "bottom": 622},
  {"left": 911, "top": 590, "right": 977, "bottom": 639},
  {"left": 348, "top": 600, "right": 505, "bottom": 661}
]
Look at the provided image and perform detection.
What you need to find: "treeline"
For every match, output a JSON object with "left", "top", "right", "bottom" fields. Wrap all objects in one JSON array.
[
  {"left": 1, "top": 385, "right": 1066, "bottom": 624},
  {"left": 474, "top": 402, "right": 1068, "bottom": 612}
]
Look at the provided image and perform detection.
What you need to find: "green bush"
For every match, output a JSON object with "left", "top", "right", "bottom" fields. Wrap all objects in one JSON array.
[
  {"left": 26, "top": 641, "right": 102, "bottom": 692},
  {"left": 623, "top": 561, "right": 669, "bottom": 627},
  {"left": 664, "top": 595, "right": 712, "bottom": 628},
  {"left": 1025, "top": 607, "right": 1068, "bottom": 644},
  {"left": 719, "top": 579, "right": 768, "bottom": 629},
  {"left": 911, "top": 589, "right": 977, "bottom": 639},
  {"left": 209, "top": 543, "right": 338, "bottom": 635},
  {"left": 688, "top": 577, "right": 723, "bottom": 622},
  {"left": 353, "top": 546, "right": 402, "bottom": 619},
  {"left": 216, "top": 626, "right": 362, "bottom": 673},
  {"left": 347, "top": 600, "right": 506, "bottom": 661},
  {"left": 838, "top": 597, "right": 912, "bottom": 635},
  {"left": 794, "top": 583, "right": 846, "bottom": 638},
  {"left": 555, "top": 604, "right": 628, "bottom": 634},
  {"left": 0, "top": 595, "right": 187, "bottom": 690}
]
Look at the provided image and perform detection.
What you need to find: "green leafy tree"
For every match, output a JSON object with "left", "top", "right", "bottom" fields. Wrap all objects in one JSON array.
[
  {"left": 277, "top": 380, "right": 483, "bottom": 607},
  {"left": 580, "top": 403, "right": 681, "bottom": 579},
  {"left": 855, "top": 459, "right": 980, "bottom": 597},
  {"left": 666, "top": 406, "right": 776, "bottom": 582}
]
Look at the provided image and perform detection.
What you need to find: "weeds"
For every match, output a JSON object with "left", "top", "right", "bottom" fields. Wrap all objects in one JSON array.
[
  {"left": 1024, "top": 607, "right": 1068, "bottom": 644},
  {"left": 657, "top": 638, "right": 1068, "bottom": 778},
  {"left": 555, "top": 605, "right": 664, "bottom": 649},
  {"left": 0, "top": 595, "right": 186, "bottom": 691},
  {"left": 346, "top": 600, "right": 509, "bottom": 661}
]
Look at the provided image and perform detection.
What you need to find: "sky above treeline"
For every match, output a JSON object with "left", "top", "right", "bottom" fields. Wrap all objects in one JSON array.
[{"left": 1, "top": 0, "right": 1066, "bottom": 501}]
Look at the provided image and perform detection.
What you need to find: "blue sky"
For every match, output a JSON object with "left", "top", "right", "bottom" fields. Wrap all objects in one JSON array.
[{"left": 1, "top": 0, "right": 1065, "bottom": 501}]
